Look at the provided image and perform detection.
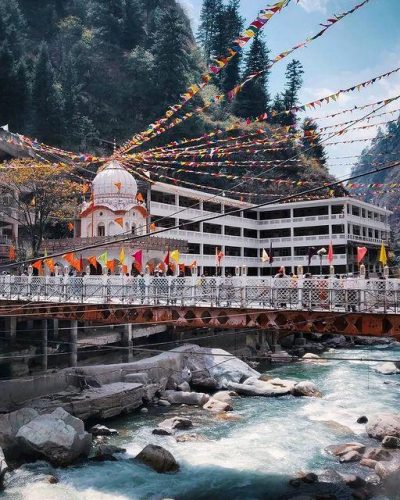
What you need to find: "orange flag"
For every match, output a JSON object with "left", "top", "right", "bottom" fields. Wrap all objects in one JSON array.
[
  {"left": 114, "top": 182, "right": 122, "bottom": 191},
  {"left": 136, "top": 192, "right": 145, "bottom": 202},
  {"left": 88, "top": 256, "right": 98, "bottom": 268},
  {"left": 67, "top": 222, "right": 74, "bottom": 232},
  {"left": 106, "top": 260, "right": 115, "bottom": 272},
  {"left": 44, "top": 258, "right": 55, "bottom": 273},
  {"left": 114, "top": 217, "right": 124, "bottom": 228},
  {"left": 179, "top": 263, "right": 186, "bottom": 274},
  {"left": 63, "top": 252, "right": 75, "bottom": 266},
  {"left": 149, "top": 223, "right": 156, "bottom": 232},
  {"left": 122, "top": 264, "right": 128, "bottom": 274},
  {"left": 32, "top": 260, "right": 42, "bottom": 271},
  {"left": 189, "top": 260, "right": 197, "bottom": 269},
  {"left": 82, "top": 183, "right": 90, "bottom": 194},
  {"left": 9, "top": 245, "right": 16, "bottom": 261}
]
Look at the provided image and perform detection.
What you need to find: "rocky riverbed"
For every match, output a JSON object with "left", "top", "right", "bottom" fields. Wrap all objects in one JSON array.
[{"left": 0, "top": 342, "right": 399, "bottom": 499}]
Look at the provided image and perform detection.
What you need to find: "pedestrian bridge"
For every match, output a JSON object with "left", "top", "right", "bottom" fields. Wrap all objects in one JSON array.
[{"left": 0, "top": 275, "right": 399, "bottom": 340}]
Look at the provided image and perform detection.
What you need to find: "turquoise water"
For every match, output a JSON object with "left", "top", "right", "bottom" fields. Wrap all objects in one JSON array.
[{"left": 3, "top": 345, "right": 400, "bottom": 499}]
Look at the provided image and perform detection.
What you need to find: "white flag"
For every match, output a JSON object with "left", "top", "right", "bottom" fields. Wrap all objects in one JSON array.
[
  {"left": 1, "top": 124, "right": 9, "bottom": 132},
  {"left": 261, "top": 249, "right": 270, "bottom": 263}
]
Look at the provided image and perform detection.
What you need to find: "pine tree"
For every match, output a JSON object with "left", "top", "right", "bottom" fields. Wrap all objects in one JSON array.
[
  {"left": 271, "top": 93, "right": 285, "bottom": 124},
  {"left": 197, "top": 0, "right": 223, "bottom": 63},
  {"left": 234, "top": 32, "right": 270, "bottom": 119},
  {"left": 122, "top": 0, "right": 145, "bottom": 50},
  {"left": 31, "top": 42, "right": 65, "bottom": 145},
  {"left": 0, "top": 41, "right": 16, "bottom": 127},
  {"left": 152, "top": 6, "right": 195, "bottom": 111},
  {"left": 302, "top": 118, "right": 327, "bottom": 167},
  {"left": 220, "top": 0, "right": 243, "bottom": 93},
  {"left": 11, "top": 60, "right": 29, "bottom": 132},
  {"left": 281, "top": 59, "right": 304, "bottom": 126}
]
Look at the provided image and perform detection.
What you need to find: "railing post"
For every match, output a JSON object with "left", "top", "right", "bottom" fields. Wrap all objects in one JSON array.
[
  {"left": 298, "top": 278, "right": 303, "bottom": 310},
  {"left": 167, "top": 276, "right": 172, "bottom": 305}
]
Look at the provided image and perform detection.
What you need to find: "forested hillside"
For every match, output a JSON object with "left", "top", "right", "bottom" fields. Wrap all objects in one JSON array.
[
  {"left": 350, "top": 118, "right": 400, "bottom": 242},
  {"left": 0, "top": 0, "right": 334, "bottom": 198}
]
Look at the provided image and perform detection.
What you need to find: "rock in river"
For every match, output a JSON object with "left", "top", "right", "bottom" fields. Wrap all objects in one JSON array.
[
  {"left": 153, "top": 417, "right": 193, "bottom": 436},
  {"left": 228, "top": 377, "right": 295, "bottom": 397},
  {"left": 325, "top": 442, "right": 366, "bottom": 457},
  {"left": 0, "top": 447, "right": 8, "bottom": 489},
  {"left": 203, "top": 398, "right": 232, "bottom": 413},
  {"left": 135, "top": 444, "right": 179, "bottom": 473},
  {"left": 291, "top": 381, "right": 321, "bottom": 398},
  {"left": 0, "top": 408, "right": 39, "bottom": 459},
  {"left": 382, "top": 435, "right": 400, "bottom": 449},
  {"left": 164, "top": 390, "right": 209, "bottom": 406},
  {"left": 90, "top": 424, "right": 118, "bottom": 436},
  {"left": 374, "top": 362, "right": 400, "bottom": 375},
  {"left": 366, "top": 413, "right": 400, "bottom": 440},
  {"left": 16, "top": 407, "right": 92, "bottom": 467},
  {"left": 212, "top": 391, "right": 237, "bottom": 404}
]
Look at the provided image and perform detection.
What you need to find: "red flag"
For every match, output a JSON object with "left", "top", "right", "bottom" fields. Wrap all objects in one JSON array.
[
  {"left": 357, "top": 247, "right": 367, "bottom": 264},
  {"left": 106, "top": 260, "right": 115, "bottom": 272},
  {"left": 215, "top": 248, "right": 224, "bottom": 266},
  {"left": 67, "top": 222, "right": 74, "bottom": 232},
  {"left": 132, "top": 250, "right": 143, "bottom": 270},
  {"left": 114, "top": 217, "right": 124, "bottom": 228},
  {"left": 88, "top": 256, "right": 98, "bottom": 268},
  {"left": 164, "top": 251, "right": 170, "bottom": 267},
  {"left": 327, "top": 241, "right": 334, "bottom": 265},
  {"left": 9, "top": 245, "right": 16, "bottom": 261},
  {"left": 32, "top": 260, "right": 42, "bottom": 271}
]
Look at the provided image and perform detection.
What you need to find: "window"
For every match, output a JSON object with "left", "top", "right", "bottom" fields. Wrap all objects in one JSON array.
[
  {"left": 352, "top": 206, "right": 360, "bottom": 217},
  {"left": 331, "top": 205, "right": 344, "bottom": 215},
  {"left": 151, "top": 190, "right": 175, "bottom": 205},
  {"left": 353, "top": 225, "right": 360, "bottom": 236},
  {"left": 225, "top": 205, "right": 242, "bottom": 217},
  {"left": 332, "top": 224, "right": 344, "bottom": 234},
  {"left": 151, "top": 216, "right": 175, "bottom": 228},
  {"left": 203, "top": 201, "right": 221, "bottom": 213},
  {"left": 260, "top": 209, "right": 290, "bottom": 220},
  {"left": 188, "top": 243, "right": 200, "bottom": 254},
  {"left": 244, "top": 248, "right": 258, "bottom": 257},
  {"left": 225, "top": 246, "right": 241, "bottom": 256},
  {"left": 260, "top": 228, "right": 291, "bottom": 238},
  {"left": 203, "top": 223, "right": 222, "bottom": 234},
  {"left": 267, "top": 247, "right": 291, "bottom": 257},
  {"left": 203, "top": 244, "right": 218, "bottom": 255},
  {"left": 179, "top": 196, "right": 199, "bottom": 209},
  {"left": 244, "top": 210, "right": 258, "bottom": 220},
  {"left": 179, "top": 219, "right": 200, "bottom": 232},
  {"left": 97, "top": 223, "right": 105, "bottom": 237},
  {"left": 294, "top": 206, "right": 328, "bottom": 217},
  {"left": 244, "top": 228, "right": 258, "bottom": 239},
  {"left": 294, "top": 225, "right": 329, "bottom": 237},
  {"left": 362, "top": 209, "right": 366, "bottom": 218},
  {"left": 225, "top": 226, "right": 241, "bottom": 237},
  {"left": 131, "top": 225, "right": 136, "bottom": 234}
]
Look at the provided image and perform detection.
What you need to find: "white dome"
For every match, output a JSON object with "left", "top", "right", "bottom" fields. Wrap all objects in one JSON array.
[{"left": 92, "top": 160, "right": 138, "bottom": 212}]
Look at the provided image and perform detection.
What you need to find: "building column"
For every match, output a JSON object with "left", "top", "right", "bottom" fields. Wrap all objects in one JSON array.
[
  {"left": 41, "top": 319, "right": 48, "bottom": 371},
  {"left": 70, "top": 320, "right": 78, "bottom": 367},
  {"left": 4, "top": 316, "right": 17, "bottom": 345},
  {"left": 122, "top": 324, "right": 133, "bottom": 363}
]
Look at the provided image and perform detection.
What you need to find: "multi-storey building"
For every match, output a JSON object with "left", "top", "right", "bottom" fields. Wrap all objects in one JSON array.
[{"left": 150, "top": 181, "right": 391, "bottom": 276}]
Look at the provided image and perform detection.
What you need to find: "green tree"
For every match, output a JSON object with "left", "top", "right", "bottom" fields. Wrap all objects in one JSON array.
[
  {"left": 151, "top": 6, "right": 196, "bottom": 112},
  {"left": 31, "top": 42, "right": 65, "bottom": 145},
  {"left": 0, "top": 41, "right": 16, "bottom": 127},
  {"left": 220, "top": 0, "right": 243, "bottom": 93},
  {"left": 11, "top": 60, "right": 30, "bottom": 132},
  {"left": 302, "top": 118, "right": 327, "bottom": 167},
  {"left": 197, "top": 0, "right": 223, "bottom": 63},
  {"left": 281, "top": 59, "right": 304, "bottom": 126},
  {"left": 234, "top": 32, "right": 270, "bottom": 118}
]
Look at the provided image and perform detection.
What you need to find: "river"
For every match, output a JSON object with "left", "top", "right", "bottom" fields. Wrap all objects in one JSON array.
[{"left": 3, "top": 344, "right": 400, "bottom": 500}]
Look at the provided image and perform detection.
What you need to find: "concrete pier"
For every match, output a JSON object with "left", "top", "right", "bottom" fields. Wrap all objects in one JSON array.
[
  {"left": 70, "top": 320, "right": 78, "bottom": 367},
  {"left": 122, "top": 324, "right": 133, "bottom": 363},
  {"left": 4, "top": 317, "right": 17, "bottom": 345},
  {"left": 41, "top": 319, "right": 48, "bottom": 371}
]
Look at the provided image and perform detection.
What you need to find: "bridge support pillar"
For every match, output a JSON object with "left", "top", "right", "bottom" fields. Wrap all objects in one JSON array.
[
  {"left": 53, "top": 319, "right": 59, "bottom": 340},
  {"left": 271, "top": 331, "right": 281, "bottom": 353},
  {"left": 4, "top": 316, "right": 17, "bottom": 346},
  {"left": 70, "top": 320, "right": 78, "bottom": 367},
  {"left": 41, "top": 319, "right": 48, "bottom": 371},
  {"left": 122, "top": 324, "right": 133, "bottom": 363},
  {"left": 294, "top": 332, "right": 306, "bottom": 346}
]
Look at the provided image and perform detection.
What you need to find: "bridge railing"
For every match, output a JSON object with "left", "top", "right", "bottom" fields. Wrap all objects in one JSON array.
[{"left": 0, "top": 275, "right": 399, "bottom": 313}]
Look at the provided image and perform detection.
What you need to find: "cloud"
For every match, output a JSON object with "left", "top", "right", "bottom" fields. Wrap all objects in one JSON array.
[
  {"left": 177, "top": 0, "right": 200, "bottom": 31},
  {"left": 297, "top": 0, "right": 329, "bottom": 13}
]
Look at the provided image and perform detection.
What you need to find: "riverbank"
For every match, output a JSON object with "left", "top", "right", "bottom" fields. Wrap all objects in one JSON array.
[{"left": 1, "top": 343, "right": 399, "bottom": 499}]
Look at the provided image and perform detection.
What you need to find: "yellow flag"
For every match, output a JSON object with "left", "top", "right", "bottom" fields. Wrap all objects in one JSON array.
[
  {"left": 170, "top": 250, "right": 180, "bottom": 264},
  {"left": 379, "top": 242, "right": 387, "bottom": 266},
  {"left": 119, "top": 247, "right": 125, "bottom": 264}
]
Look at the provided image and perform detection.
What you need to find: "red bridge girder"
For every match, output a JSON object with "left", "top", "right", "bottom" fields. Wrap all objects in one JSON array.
[{"left": 0, "top": 301, "right": 399, "bottom": 341}]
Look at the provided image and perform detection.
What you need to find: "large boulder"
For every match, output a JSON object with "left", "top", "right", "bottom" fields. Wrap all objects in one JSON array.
[
  {"left": 0, "top": 408, "right": 39, "bottom": 458},
  {"left": 0, "top": 447, "right": 8, "bottom": 490},
  {"left": 375, "top": 362, "right": 400, "bottom": 375},
  {"left": 302, "top": 353, "right": 320, "bottom": 360},
  {"left": 291, "top": 381, "right": 321, "bottom": 398},
  {"left": 135, "top": 444, "right": 179, "bottom": 473},
  {"left": 212, "top": 391, "right": 236, "bottom": 404},
  {"left": 92, "top": 444, "right": 126, "bottom": 462},
  {"left": 90, "top": 424, "right": 118, "bottom": 436},
  {"left": 228, "top": 377, "right": 295, "bottom": 397},
  {"left": 16, "top": 407, "right": 92, "bottom": 466},
  {"left": 382, "top": 436, "right": 400, "bottom": 449},
  {"left": 366, "top": 414, "right": 400, "bottom": 440},
  {"left": 203, "top": 398, "right": 232, "bottom": 413},
  {"left": 164, "top": 390, "right": 209, "bottom": 406},
  {"left": 191, "top": 375, "right": 218, "bottom": 391}
]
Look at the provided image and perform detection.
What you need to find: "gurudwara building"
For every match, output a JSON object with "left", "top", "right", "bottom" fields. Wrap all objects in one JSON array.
[{"left": 42, "top": 160, "right": 392, "bottom": 276}]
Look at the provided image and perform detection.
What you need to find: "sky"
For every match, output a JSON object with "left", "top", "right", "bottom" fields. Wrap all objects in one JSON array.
[{"left": 177, "top": 0, "right": 400, "bottom": 180}]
